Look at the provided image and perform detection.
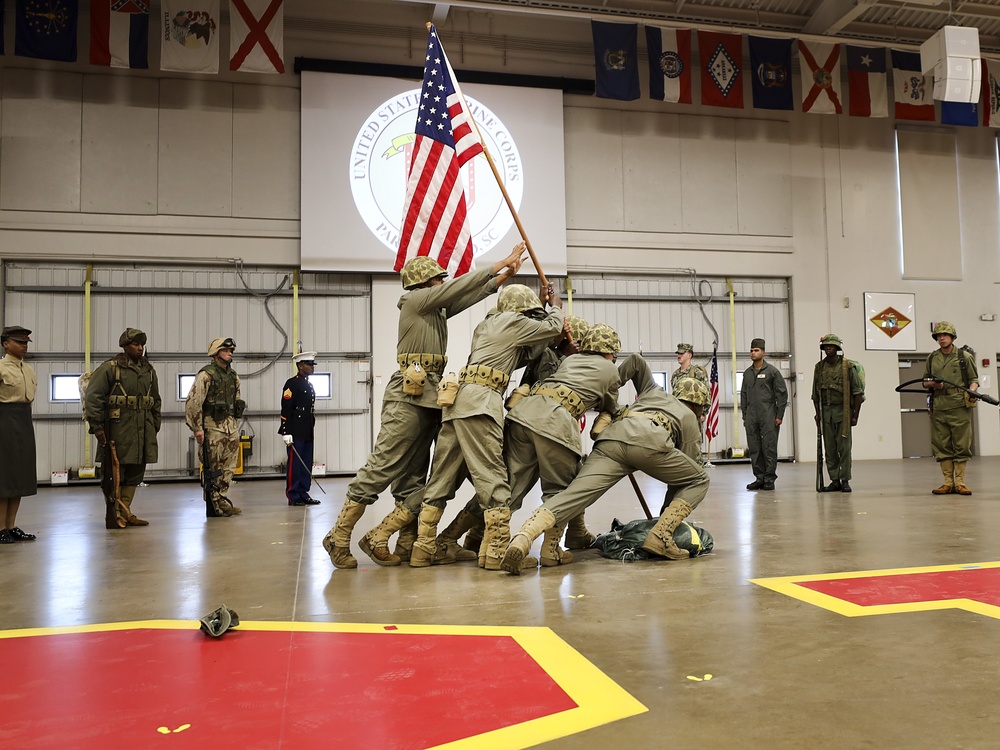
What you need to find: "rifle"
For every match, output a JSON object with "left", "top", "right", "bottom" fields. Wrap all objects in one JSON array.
[
  {"left": 101, "top": 437, "right": 127, "bottom": 528},
  {"left": 815, "top": 395, "right": 826, "bottom": 493},
  {"left": 202, "top": 414, "right": 225, "bottom": 517},
  {"left": 896, "top": 378, "right": 1000, "bottom": 406}
]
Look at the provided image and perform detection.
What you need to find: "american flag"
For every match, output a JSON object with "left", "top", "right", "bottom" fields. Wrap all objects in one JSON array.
[
  {"left": 705, "top": 349, "right": 720, "bottom": 440},
  {"left": 394, "top": 25, "right": 483, "bottom": 277}
]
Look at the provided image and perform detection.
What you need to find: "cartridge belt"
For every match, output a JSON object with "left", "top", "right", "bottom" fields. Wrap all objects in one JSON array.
[
  {"left": 530, "top": 383, "right": 587, "bottom": 418},
  {"left": 458, "top": 364, "right": 510, "bottom": 394},
  {"left": 398, "top": 353, "right": 447, "bottom": 375},
  {"left": 107, "top": 394, "right": 155, "bottom": 411}
]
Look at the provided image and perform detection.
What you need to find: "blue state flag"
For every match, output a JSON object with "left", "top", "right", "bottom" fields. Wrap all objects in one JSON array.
[
  {"left": 15, "top": 0, "right": 78, "bottom": 61},
  {"left": 749, "top": 36, "right": 793, "bottom": 110},
  {"left": 592, "top": 21, "right": 640, "bottom": 101},
  {"left": 940, "top": 100, "right": 978, "bottom": 127}
]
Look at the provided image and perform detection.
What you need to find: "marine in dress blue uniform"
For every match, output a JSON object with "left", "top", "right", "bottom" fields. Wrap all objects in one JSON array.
[{"left": 279, "top": 352, "right": 319, "bottom": 506}]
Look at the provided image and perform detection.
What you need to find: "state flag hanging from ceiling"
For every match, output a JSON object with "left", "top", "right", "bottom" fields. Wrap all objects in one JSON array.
[
  {"left": 940, "top": 100, "right": 978, "bottom": 126},
  {"left": 645, "top": 26, "right": 692, "bottom": 104},
  {"left": 592, "top": 21, "right": 640, "bottom": 101},
  {"left": 230, "top": 0, "right": 284, "bottom": 73},
  {"left": 891, "top": 50, "right": 935, "bottom": 121},
  {"left": 748, "top": 36, "right": 793, "bottom": 111},
  {"left": 699, "top": 31, "right": 744, "bottom": 109},
  {"left": 846, "top": 45, "right": 887, "bottom": 117},
  {"left": 15, "top": 0, "right": 78, "bottom": 61},
  {"left": 981, "top": 59, "right": 1000, "bottom": 127},
  {"left": 160, "top": 0, "right": 219, "bottom": 73},
  {"left": 799, "top": 41, "right": 842, "bottom": 114},
  {"left": 90, "top": 0, "right": 150, "bottom": 69}
]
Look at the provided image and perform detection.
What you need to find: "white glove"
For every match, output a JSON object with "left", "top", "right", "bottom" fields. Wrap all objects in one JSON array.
[{"left": 282, "top": 434, "right": 294, "bottom": 445}]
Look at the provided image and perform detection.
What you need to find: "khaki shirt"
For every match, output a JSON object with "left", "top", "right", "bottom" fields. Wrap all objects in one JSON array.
[
  {"left": 923, "top": 348, "right": 979, "bottom": 412},
  {"left": 185, "top": 368, "right": 242, "bottom": 435},
  {"left": 508, "top": 353, "right": 621, "bottom": 456},
  {"left": 386, "top": 267, "right": 500, "bottom": 408},
  {"left": 446, "top": 307, "right": 565, "bottom": 427},
  {"left": 0, "top": 354, "right": 36, "bottom": 404}
]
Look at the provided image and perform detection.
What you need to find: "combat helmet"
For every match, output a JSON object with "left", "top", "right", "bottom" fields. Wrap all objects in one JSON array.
[
  {"left": 580, "top": 324, "right": 622, "bottom": 355},
  {"left": 401, "top": 256, "right": 448, "bottom": 290},
  {"left": 566, "top": 315, "right": 591, "bottom": 343},
  {"left": 674, "top": 376, "right": 710, "bottom": 407},
  {"left": 498, "top": 284, "right": 543, "bottom": 314},
  {"left": 932, "top": 321, "right": 957, "bottom": 340},
  {"left": 819, "top": 334, "right": 843, "bottom": 349}
]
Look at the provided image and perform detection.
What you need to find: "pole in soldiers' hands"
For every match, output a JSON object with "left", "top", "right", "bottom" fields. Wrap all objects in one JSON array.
[{"left": 541, "top": 283, "right": 562, "bottom": 309}]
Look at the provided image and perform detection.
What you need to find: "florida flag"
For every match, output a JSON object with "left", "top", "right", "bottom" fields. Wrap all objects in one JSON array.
[
  {"left": 90, "top": 1, "right": 149, "bottom": 68},
  {"left": 645, "top": 26, "right": 692, "bottom": 104},
  {"left": 800, "top": 41, "right": 842, "bottom": 114},
  {"left": 892, "top": 50, "right": 934, "bottom": 121},
  {"left": 847, "top": 45, "right": 887, "bottom": 117},
  {"left": 982, "top": 59, "right": 1000, "bottom": 127}
]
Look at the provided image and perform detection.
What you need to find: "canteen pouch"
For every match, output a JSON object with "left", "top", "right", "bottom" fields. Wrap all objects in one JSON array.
[
  {"left": 505, "top": 384, "right": 531, "bottom": 410},
  {"left": 403, "top": 363, "right": 426, "bottom": 396},
  {"left": 437, "top": 372, "right": 460, "bottom": 407}
]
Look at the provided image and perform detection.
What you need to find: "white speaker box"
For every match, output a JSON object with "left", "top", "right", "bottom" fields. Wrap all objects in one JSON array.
[{"left": 920, "top": 26, "right": 981, "bottom": 102}]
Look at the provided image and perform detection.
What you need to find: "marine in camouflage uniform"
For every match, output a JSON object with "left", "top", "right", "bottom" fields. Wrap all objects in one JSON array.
[
  {"left": 361, "top": 282, "right": 565, "bottom": 571},
  {"left": 85, "top": 328, "right": 162, "bottom": 529},
  {"left": 185, "top": 337, "right": 246, "bottom": 517},
  {"left": 500, "top": 354, "right": 711, "bottom": 575},
  {"left": 812, "top": 334, "right": 864, "bottom": 493},
  {"left": 923, "top": 321, "right": 979, "bottom": 495},
  {"left": 670, "top": 343, "right": 708, "bottom": 393},
  {"left": 740, "top": 337, "right": 787, "bottom": 491},
  {"left": 323, "top": 246, "right": 525, "bottom": 569}
]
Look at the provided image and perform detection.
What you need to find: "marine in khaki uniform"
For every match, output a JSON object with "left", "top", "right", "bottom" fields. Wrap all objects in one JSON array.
[
  {"left": 0, "top": 326, "right": 38, "bottom": 544},
  {"left": 185, "top": 337, "right": 246, "bottom": 517},
  {"left": 922, "top": 321, "right": 979, "bottom": 495},
  {"left": 501, "top": 354, "right": 711, "bottom": 575},
  {"left": 812, "top": 334, "right": 864, "bottom": 493},
  {"left": 322, "top": 245, "right": 525, "bottom": 569},
  {"left": 670, "top": 343, "right": 708, "bottom": 393},
  {"left": 360, "top": 282, "right": 565, "bottom": 571},
  {"left": 85, "top": 328, "right": 162, "bottom": 529}
]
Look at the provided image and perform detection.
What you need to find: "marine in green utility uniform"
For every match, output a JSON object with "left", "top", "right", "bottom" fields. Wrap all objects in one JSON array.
[
  {"left": 85, "top": 328, "right": 162, "bottom": 529},
  {"left": 923, "top": 321, "right": 979, "bottom": 495},
  {"left": 812, "top": 334, "right": 864, "bottom": 493},
  {"left": 740, "top": 337, "right": 787, "bottom": 491},
  {"left": 322, "top": 245, "right": 525, "bottom": 569},
  {"left": 670, "top": 343, "right": 708, "bottom": 393},
  {"left": 500, "top": 355, "right": 711, "bottom": 575},
  {"left": 185, "top": 337, "right": 246, "bottom": 517},
  {"left": 360, "top": 282, "right": 565, "bottom": 571}
]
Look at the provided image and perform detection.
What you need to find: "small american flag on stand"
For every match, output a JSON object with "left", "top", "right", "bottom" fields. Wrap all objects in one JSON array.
[
  {"left": 705, "top": 349, "right": 720, "bottom": 441},
  {"left": 394, "top": 25, "right": 483, "bottom": 278}
]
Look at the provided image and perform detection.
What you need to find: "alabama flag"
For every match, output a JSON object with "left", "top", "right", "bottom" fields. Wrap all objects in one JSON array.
[
  {"left": 891, "top": 50, "right": 934, "bottom": 121},
  {"left": 160, "top": 0, "right": 220, "bottom": 74},
  {"left": 982, "top": 59, "right": 1000, "bottom": 127},
  {"left": 699, "top": 31, "right": 744, "bottom": 109},
  {"left": 645, "top": 26, "right": 692, "bottom": 104},
  {"left": 847, "top": 45, "right": 887, "bottom": 117},
  {"left": 230, "top": 0, "right": 284, "bottom": 74},
  {"left": 90, "top": 0, "right": 150, "bottom": 69},
  {"left": 800, "top": 41, "right": 842, "bottom": 114}
]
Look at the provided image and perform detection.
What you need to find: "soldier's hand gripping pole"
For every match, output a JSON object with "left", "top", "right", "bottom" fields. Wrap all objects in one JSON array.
[{"left": 288, "top": 443, "right": 327, "bottom": 495}]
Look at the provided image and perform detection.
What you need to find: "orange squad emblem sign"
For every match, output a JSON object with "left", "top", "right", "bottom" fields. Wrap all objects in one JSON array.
[{"left": 869, "top": 306, "right": 911, "bottom": 338}]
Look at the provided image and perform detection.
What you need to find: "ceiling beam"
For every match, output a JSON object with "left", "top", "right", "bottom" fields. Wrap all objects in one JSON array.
[
  {"left": 803, "top": 0, "right": 879, "bottom": 35},
  {"left": 432, "top": 3, "right": 452, "bottom": 25}
]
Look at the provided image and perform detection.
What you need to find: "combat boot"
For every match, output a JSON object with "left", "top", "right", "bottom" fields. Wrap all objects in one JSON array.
[
  {"left": 322, "top": 499, "right": 366, "bottom": 569},
  {"left": 501, "top": 507, "right": 556, "bottom": 575},
  {"left": 954, "top": 461, "right": 973, "bottom": 495},
  {"left": 120, "top": 486, "right": 149, "bottom": 526},
  {"left": 641, "top": 499, "right": 693, "bottom": 560},
  {"left": 433, "top": 508, "right": 480, "bottom": 565},
  {"left": 481, "top": 506, "right": 513, "bottom": 570},
  {"left": 564, "top": 511, "right": 596, "bottom": 550},
  {"left": 462, "top": 520, "right": 484, "bottom": 555},
  {"left": 932, "top": 459, "right": 955, "bottom": 495},
  {"left": 540, "top": 525, "right": 573, "bottom": 567},
  {"left": 358, "top": 504, "right": 415, "bottom": 566},
  {"left": 410, "top": 503, "right": 444, "bottom": 568},
  {"left": 217, "top": 497, "right": 242, "bottom": 516},
  {"left": 392, "top": 510, "right": 418, "bottom": 562}
]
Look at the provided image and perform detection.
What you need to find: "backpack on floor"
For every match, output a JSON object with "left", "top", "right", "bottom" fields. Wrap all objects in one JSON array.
[{"left": 594, "top": 517, "right": 714, "bottom": 561}]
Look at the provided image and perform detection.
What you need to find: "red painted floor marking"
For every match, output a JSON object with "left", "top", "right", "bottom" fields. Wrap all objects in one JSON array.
[
  {"left": 4, "top": 629, "right": 577, "bottom": 749},
  {"left": 796, "top": 567, "right": 1000, "bottom": 607}
]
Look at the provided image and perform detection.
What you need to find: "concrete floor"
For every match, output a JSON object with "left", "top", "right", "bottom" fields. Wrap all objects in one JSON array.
[{"left": 3, "top": 457, "right": 1000, "bottom": 748}]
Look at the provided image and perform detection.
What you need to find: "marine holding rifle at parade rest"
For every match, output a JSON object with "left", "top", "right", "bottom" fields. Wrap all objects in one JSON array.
[{"left": 84, "top": 328, "right": 161, "bottom": 530}]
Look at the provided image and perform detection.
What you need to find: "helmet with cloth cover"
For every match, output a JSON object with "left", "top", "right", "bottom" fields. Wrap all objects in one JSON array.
[
  {"left": 401, "top": 256, "right": 448, "bottom": 290},
  {"left": 580, "top": 324, "right": 622, "bottom": 355},
  {"left": 674, "top": 376, "right": 710, "bottom": 407},
  {"left": 497, "top": 284, "right": 543, "bottom": 315},
  {"left": 932, "top": 321, "right": 957, "bottom": 340}
]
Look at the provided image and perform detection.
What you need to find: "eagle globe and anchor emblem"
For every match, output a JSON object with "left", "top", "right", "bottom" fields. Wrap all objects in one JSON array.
[{"left": 349, "top": 90, "right": 524, "bottom": 262}]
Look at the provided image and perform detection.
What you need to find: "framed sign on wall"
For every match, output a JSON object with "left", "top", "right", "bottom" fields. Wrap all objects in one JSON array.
[{"left": 864, "top": 292, "right": 916, "bottom": 351}]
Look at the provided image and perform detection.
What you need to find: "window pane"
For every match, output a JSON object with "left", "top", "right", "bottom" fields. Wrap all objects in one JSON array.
[
  {"left": 178, "top": 374, "right": 196, "bottom": 401},
  {"left": 51, "top": 374, "right": 82, "bottom": 402},
  {"left": 308, "top": 373, "right": 332, "bottom": 399}
]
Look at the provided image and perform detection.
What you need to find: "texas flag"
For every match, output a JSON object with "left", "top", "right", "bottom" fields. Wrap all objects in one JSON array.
[
  {"left": 799, "top": 41, "right": 842, "bottom": 114},
  {"left": 645, "top": 26, "right": 692, "bottom": 104},
  {"left": 981, "top": 59, "right": 1000, "bottom": 127},
  {"left": 90, "top": 0, "right": 150, "bottom": 69},
  {"left": 230, "top": 0, "right": 284, "bottom": 74},
  {"left": 846, "top": 45, "right": 887, "bottom": 117},
  {"left": 891, "top": 50, "right": 935, "bottom": 121},
  {"left": 699, "top": 31, "right": 744, "bottom": 109}
]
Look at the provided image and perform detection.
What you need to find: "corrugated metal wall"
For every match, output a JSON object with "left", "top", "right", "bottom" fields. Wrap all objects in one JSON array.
[{"left": 6, "top": 262, "right": 371, "bottom": 481}]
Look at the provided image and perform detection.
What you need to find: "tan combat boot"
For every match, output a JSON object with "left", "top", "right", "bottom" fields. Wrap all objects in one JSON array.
[
  {"left": 481, "top": 506, "right": 513, "bottom": 570},
  {"left": 501, "top": 507, "right": 556, "bottom": 575},
  {"left": 462, "top": 518, "right": 485, "bottom": 555},
  {"left": 932, "top": 459, "right": 955, "bottom": 495},
  {"left": 410, "top": 503, "right": 444, "bottom": 568},
  {"left": 954, "top": 461, "right": 973, "bottom": 495},
  {"left": 563, "top": 511, "right": 596, "bottom": 550},
  {"left": 540, "top": 525, "right": 573, "bottom": 567},
  {"left": 120, "top": 486, "right": 149, "bottom": 526},
  {"left": 433, "top": 508, "right": 480, "bottom": 565},
  {"left": 358, "top": 504, "right": 416, "bottom": 566},
  {"left": 322, "top": 499, "right": 367, "bottom": 569},
  {"left": 641, "top": 499, "right": 693, "bottom": 560},
  {"left": 393, "top": 511, "right": 418, "bottom": 562},
  {"left": 217, "top": 497, "right": 242, "bottom": 516}
]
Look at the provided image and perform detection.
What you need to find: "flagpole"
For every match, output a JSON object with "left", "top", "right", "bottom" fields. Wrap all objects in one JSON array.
[{"left": 431, "top": 23, "right": 548, "bottom": 287}]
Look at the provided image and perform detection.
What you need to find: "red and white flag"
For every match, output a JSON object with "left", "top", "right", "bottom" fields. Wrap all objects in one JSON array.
[
  {"left": 699, "top": 31, "right": 744, "bottom": 109},
  {"left": 394, "top": 25, "right": 484, "bottom": 278},
  {"left": 705, "top": 349, "right": 720, "bottom": 441},
  {"left": 230, "top": 0, "right": 284, "bottom": 74},
  {"left": 891, "top": 50, "right": 935, "bottom": 122},
  {"left": 800, "top": 41, "right": 842, "bottom": 114},
  {"left": 645, "top": 26, "right": 692, "bottom": 104},
  {"left": 982, "top": 59, "right": 1000, "bottom": 127},
  {"left": 90, "top": 0, "right": 150, "bottom": 69},
  {"left": 846, "top": 45, "right": 887, "bottom": 118}
]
